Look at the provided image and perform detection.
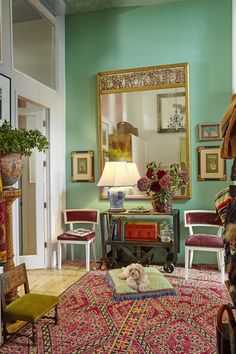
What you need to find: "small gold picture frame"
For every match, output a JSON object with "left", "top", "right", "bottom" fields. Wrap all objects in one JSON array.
[
  {"left": 71, "top": 151, "right": 94, "bottom": 182},
  {"left": 198, "top": 123, "right": 222, "bottom": 141},
  {"left": 198, "top": 146, "right": 226, "bottom": 181}
]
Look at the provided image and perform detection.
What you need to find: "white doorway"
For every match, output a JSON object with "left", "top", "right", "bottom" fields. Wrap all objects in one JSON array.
[{"left": 17, "top": 97, "right": 49, "bottom": 269}]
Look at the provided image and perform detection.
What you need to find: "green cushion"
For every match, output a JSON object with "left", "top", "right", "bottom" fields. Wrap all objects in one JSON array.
[
  {"left": 106, "top": 267, "right": 176, "bottom": 301},
  {"left": 5, "top": 293, "right": 58, "bottom": 322}
]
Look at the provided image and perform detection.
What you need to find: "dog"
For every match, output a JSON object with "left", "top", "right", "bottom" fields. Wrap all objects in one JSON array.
[{"left": 118, "top": 263, "right": 150, "bottom": 292}]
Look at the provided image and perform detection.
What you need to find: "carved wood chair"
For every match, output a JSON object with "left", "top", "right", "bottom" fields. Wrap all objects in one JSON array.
[
  {"left": 184, "top": 210, "right": 225, "bottom": 283},
  {"left": 57, "top": 209, "right": 99, "bottom": 271},
  {"left": 0, "top": 263, "right": 58, "bottom": 345}
]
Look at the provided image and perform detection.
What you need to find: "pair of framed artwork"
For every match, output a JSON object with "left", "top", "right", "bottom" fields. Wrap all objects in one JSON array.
[{"left": 197, "top": 123, "right": 226, "bottom": 181}]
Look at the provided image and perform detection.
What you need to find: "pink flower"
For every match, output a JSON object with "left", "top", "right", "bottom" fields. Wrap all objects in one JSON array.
[
  {"left": 137, "top": 177, "right": 150, "bottom": 192},
  {"left": 178, "top": 171, "right": 190, "bottom": 185},
  {"left": 159, "top": 174, "right": 173, "bottom": 190}
]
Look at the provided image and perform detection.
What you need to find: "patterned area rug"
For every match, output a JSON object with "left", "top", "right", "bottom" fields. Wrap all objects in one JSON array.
[{"left": 0, "top": 267, "right": 232, "bottom": 354}]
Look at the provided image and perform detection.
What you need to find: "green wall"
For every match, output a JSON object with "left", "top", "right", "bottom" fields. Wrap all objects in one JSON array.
[{"left": 65, "top": 0, "right": 232, "bottom": 264}]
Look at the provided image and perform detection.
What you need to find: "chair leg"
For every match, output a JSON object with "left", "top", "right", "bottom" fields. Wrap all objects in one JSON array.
[
  {"left": 54, "top": 304, "right": 58, "bottom": 324},
  {"left": 92, "top": 238, "right": 97, "bottom": 262},
  {"left": 217, "top": 252, "right": 221, "bottom": 271},
  {"left": 2, "top": 319, "right": 8, "bottom": 342},
  {"left": 185, "top": 246, "right": 189, "bottom": 280},
  {"left": 71, "top": 244, "right": 74, "bottom": 260},
  {"left": 58, "top": 242, "right": 62, "bottom": 270},
  {"left": 219, "top": 250, "right": 225, "bottom": 284},
  {"left": 32, "top": 322, "right": 36, "bottom": 346},
  {"left": 85, "top": 243, "right": 90, "bottom": 271},
  {"left": 189, "top": 249, "right": 194, "bottom": 268}
]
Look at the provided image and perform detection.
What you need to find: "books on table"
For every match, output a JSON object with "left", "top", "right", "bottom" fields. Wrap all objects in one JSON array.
[{"left": 66, "top": 228, "right": 92, "bottom": 237}]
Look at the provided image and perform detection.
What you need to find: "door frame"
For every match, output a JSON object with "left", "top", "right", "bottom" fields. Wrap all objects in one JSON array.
[{"left": 15, "top": 96, "right": 51, "bottom": 269}]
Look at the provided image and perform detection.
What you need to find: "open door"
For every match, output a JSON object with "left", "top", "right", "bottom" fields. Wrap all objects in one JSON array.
[{"left": 18, "top": 97, "right": 49, "bottom": 269}]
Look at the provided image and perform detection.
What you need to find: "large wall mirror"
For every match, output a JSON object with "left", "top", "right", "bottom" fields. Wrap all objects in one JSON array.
[{"left": 98, "top": 63, "right": 191, "bottom": 200}]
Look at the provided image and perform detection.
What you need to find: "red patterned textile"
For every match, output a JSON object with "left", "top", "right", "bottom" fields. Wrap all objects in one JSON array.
[
  {"left": 0, "top": 267, "right": 232, "bottom": 354},
  {"left": 185, "top": 234, "right": 224, "bottom": 247}
]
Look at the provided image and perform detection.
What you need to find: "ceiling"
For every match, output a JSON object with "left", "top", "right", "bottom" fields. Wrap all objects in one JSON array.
[{"left": 38, "top": 0, "right": 182, "bottom": 16}]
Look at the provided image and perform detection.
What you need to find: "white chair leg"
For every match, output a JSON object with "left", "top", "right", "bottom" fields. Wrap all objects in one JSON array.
[
  {"left": 189, "top": 249, "right": 194, "bottom": 268},
  {"left": 217, "top": 252, "right": 221, "bottom": 271},
  {"left": 92, "top": 238, "right": 97, "bottom": 262},
  {"left": 185, "top": 246, "right": 189, "bottom": 280},
  {"left": 85, "top": 243, "right": 90, "bottom": 271},
  {"left": 71, "top": 244, "right": 74, "bottom": 260},
  {"left": 58, "top": 242, "right": 62, "bottom": 270},
  {"left": 63, "top": 243, "right": 67, "bottom": 261},
  {"left": 220, "top": 250, "right": 225, "bottom": 284}
]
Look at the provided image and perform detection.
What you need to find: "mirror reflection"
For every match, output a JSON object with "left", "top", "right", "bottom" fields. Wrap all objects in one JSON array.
[{"left": 98, "top": 64, "right": 191, "bottom": 200}]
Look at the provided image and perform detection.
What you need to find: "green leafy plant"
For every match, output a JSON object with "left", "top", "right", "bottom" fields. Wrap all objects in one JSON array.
[{"left": 0, "top": 120, "right": 49, "bottom": 157}]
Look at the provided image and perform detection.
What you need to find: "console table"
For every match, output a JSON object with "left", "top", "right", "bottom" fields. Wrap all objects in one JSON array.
[{"left": 100, "top": 209, "right": 180, "bottom": 266}]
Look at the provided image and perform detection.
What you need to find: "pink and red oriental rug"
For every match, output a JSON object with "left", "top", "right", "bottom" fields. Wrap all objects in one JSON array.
[{"left": 0, "top": 267, "right": 232, "bottom": 354}]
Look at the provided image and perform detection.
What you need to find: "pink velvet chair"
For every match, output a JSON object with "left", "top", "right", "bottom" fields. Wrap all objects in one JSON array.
[
  {"left": 57, "top": 209, "right": 99, "bottom": 271},
  {"left": 184, "top": 210, "right": 225, "bottom": 282}
]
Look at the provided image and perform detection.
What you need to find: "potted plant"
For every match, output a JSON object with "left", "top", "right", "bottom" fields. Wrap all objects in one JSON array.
[{"left": 0, "top": 120, "right": 49, "bottom": 188}]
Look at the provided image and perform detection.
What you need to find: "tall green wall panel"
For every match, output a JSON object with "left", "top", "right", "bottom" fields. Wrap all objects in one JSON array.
[{"left": 65, "top": 0, "right": 232, "bottom": 264}]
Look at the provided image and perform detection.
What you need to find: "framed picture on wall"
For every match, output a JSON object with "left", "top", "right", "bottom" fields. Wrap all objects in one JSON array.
[
  {"left": 198, "top": 123, "right": 222, "bottom": 141},
  {"left": 0, "top": 73, "right": 11, "bottom": 124},
  {"left": 197, "top": 146, "right": 226, "bottom": 181},
  {"left": 157, "top": 92, "right": 186, "bottom": 133},
  {"left": 71, "top": 151, "right": 94, "bottom": 182}
]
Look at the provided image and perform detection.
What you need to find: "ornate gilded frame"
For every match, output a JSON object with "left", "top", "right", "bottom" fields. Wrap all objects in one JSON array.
[{"left": 97, "top": 63, "right": 191, "bottom": 200}]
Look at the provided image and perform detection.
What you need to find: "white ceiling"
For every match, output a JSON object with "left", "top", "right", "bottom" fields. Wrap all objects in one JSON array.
[{"left": 39, "top": 0, "right": 183, "bottom": 16}]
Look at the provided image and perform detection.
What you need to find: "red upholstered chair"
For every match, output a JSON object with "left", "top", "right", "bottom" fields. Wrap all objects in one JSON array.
[
  {"left": 57, "top": 209, "right": 99, "bottom": 271},
  {"left": 184, "top": 210, "right": 225, "bottom": 283}
]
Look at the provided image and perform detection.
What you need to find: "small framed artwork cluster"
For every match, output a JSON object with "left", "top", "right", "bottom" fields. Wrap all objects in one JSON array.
[{"left": 197, "top": 123, "right": 225, "bottom": 181}]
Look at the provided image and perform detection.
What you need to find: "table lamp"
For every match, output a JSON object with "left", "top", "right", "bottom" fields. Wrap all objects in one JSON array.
[{"left": 97, "top": 161, "right": 139, "bottom": 211}]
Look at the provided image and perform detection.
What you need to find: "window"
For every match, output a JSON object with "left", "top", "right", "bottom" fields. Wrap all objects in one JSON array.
[{"left": 12, "top": 0, "right": 56, "bottom": 89}]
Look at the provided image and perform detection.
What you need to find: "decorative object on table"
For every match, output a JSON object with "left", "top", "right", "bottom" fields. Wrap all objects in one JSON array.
[
  {"left": 0, "top": 73, "right": 11, "bottom": 123},
  {"left": 198, "top": 123, "right": 222, "bottom": 141},
  {"left": 71, "top": 150, "right": 94, "bottom": 182},
  {"left": 137, "top": 161, "right": 189, "bottom": 212},
  {"left": 197, "top": 146, "right": 226, "bottom": 181},
  {"left": 127, "top": 206, "right": 150, "bottom": 213},
  {"left": 97, "top": 161, "right": 140, "bottom": 211},
  {"left": 0, "top": 120, "right": 49, "bottom": 188},
  {"left": 159, "top": 221, "right": 174, "bottom": 243}
]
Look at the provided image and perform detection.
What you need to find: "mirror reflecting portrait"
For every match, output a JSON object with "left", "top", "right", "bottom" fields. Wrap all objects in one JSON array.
[{"left": 98, "top": 63, "right": 191, "bottom": 200}]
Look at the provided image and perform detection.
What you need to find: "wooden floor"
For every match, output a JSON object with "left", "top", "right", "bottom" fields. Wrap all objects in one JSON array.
[{"left": 25, "top": 261, "right": 87, "bottom": 296}]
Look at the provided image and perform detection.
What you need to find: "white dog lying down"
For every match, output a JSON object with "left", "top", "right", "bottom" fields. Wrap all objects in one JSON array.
[{"left": 118, "top": 263, "right": 150, "bottom": 292}]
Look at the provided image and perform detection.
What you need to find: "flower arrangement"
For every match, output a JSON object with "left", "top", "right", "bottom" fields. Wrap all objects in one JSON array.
[{"left": 137, "top": 161, "right": 190, "bottom": 204}]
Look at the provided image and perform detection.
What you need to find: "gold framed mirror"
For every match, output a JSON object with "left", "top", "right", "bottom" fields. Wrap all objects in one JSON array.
[{"left": 98, "top": 63, "right": 191, "bottom": 200}]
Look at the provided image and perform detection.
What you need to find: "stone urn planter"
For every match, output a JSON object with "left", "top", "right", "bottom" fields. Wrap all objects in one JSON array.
[
  {"left": 0, "top": 152, "right": 23, "bottom": 188},
  {"left": 0, "top": 121, "right": 49, "bottom": 188}
]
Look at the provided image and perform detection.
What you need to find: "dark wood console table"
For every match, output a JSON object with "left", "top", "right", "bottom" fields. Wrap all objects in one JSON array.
[{"left": 100, "top": 209, "right": 180, "bottom": 266}]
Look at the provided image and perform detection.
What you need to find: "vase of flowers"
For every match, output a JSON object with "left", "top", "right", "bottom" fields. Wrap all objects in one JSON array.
[{"left": 137, "top": 161, "right": 190, "bottom": 212}]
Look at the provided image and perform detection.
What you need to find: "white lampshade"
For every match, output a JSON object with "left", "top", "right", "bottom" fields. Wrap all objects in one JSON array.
[
  {"left": 127, "top": 162, "right": 141, "bottom": 186},
  {"left": 97, "top": 161, "right": 133, "bottom": 187}
]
